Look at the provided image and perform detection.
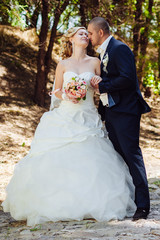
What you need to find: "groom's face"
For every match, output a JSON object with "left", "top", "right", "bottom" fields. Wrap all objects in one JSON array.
[{"left": 88, "top": 23, "right": 101, "bottom": 47}]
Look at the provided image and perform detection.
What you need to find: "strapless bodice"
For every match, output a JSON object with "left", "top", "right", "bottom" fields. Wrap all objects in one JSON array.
[{"left": 63, "top": 71, "right": 95, "bottom": 86}]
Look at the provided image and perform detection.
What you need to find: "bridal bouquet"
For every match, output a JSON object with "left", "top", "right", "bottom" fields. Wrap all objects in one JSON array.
[{"left": 65, "top": 76, "right": 87, "bottom": 101}]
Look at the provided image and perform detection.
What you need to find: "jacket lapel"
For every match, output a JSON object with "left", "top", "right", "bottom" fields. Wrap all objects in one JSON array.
[
  {"left": 103, "top": 37, "right": 114, "bottom": 59},
  {"left": 100, "top": 37, "right": 116, "bottom": 108},
  {"left": 100, "top": 37, "right": 114, "bottom": 71}
]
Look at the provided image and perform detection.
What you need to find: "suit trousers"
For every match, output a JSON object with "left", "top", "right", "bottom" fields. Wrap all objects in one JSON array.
[{"left": 104, "top": 108, "right": 150, "bottom": 210}]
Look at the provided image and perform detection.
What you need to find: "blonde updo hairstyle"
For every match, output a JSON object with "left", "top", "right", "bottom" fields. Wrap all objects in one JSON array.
[{"left": 60, "top": 26, "right": 86, "bottom": 59}]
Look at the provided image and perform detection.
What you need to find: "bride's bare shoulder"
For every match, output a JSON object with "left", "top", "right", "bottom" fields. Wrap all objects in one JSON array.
[
  {"left": 57, "top": 58, "right": 72, "bottom": 69},
  {"left": 86, "top": 55, "right": 100, "bottom": 63},
  {"left": 87, "top": 55, "right": 100, "bottom": 62},
  {"left": 56, "top": 58, "right": 71, "bottom": 73},
  {"left": 57, "top": 58, "right": 68, "bottom": 66}
]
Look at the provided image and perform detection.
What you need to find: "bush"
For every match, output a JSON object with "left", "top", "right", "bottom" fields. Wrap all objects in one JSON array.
[{"left": 143, "top": 62, "right": 160, "bottom": 95}]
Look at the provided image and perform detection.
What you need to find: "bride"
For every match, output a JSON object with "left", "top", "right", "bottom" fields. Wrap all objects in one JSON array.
[{"left": 2, "top": 27, "right": 136, "bottom": 226}]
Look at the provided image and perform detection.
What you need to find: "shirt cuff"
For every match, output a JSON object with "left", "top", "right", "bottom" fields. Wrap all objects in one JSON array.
[{"left": 99, "top": 93, "right": 109, "bottom": 106}]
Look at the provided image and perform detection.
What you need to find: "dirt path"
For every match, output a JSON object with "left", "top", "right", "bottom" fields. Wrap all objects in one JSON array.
[
  {"left": 0, "top": 185, "right": 160, "bottom": 240},
  {"left": 0, "top": 49, "right": 160, "bottom": 238},
  {"left": 0, "top": 98, "right": 160, "bottom": 239}
]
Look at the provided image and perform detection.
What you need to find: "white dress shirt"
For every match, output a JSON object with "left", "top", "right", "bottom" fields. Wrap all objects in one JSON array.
[
  {"left": 97, "top": 35, "right": 112, "bottom": 60},
  {"left": 97, "top": 35, "right": 112, "bottom": 106}
]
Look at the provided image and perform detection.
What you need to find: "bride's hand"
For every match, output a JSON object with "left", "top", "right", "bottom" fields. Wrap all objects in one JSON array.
[
  {"left": 65, "top": 92, "right": 79, "bottom": 104},
  {"left": 90, "top": 75, "right": 102, "bottom": 89}
]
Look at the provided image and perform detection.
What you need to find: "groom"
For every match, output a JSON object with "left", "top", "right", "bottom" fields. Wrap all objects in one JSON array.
[{"left": 88, "top": 17, "right": 151, "bottom": 220}]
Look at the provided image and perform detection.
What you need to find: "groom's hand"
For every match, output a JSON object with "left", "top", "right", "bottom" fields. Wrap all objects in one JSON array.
[{"left": 90, "top": 75, "right": 102, "bottom": 89}]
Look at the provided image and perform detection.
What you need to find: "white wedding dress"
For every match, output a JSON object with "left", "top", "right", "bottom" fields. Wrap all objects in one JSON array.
[{"left": 2, "top": 72, "right": 136, "bottom": 226}]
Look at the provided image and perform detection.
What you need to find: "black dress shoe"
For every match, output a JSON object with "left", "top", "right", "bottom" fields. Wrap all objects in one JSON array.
[{"left": 132, "top": 208, "right": 149, "bottom": 221}]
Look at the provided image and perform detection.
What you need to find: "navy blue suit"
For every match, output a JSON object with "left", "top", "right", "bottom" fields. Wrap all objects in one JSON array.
[{"left": 98, "top": 37, "right": 150, "bottom": 210}]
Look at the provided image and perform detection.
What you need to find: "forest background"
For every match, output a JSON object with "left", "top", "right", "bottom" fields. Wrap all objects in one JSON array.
[{"left": 0, "top": 0, "right": 160, "bottom": 107}]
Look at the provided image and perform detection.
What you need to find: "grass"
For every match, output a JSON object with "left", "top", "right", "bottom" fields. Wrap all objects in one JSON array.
[{"left": 153, "top": 180, "right": 160, "bottom": 187}]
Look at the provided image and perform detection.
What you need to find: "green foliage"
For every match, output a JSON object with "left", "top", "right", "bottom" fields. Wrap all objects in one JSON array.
[
  {"left": 7, "top": 0, "right": 28, "bottom": 29},
  {"left": 0, "top": 2, "right": 9, "bottom": 23},
  {"left": 153, "top": 180, "right": 160, "bottom": 187},
  {"left": 30, "top": 225, "right": 42, "bottom": 231},
  {"left": 57, "top": 4, "right": 80, "bottom": 32},
  {"left": 0, "top": 0, "right": 40, "bottom": 29},
  {"left": 140, "top": 27, "right": 145, "bottom": 34},
  {"left": 109, "top": 4, "right": 115, "bottom": 11},
  {"left": 143, "top": 62, "right": 160, "bottom": 95}
]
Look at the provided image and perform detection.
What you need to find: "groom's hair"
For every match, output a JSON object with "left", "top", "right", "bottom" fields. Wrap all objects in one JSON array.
[{"left": 89, "top": 17, "right": 110, "bottom": 34}]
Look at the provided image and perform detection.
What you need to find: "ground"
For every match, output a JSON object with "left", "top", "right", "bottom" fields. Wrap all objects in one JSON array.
[{"left": 0, "top": 27, "right": 160, "bottom": 239}]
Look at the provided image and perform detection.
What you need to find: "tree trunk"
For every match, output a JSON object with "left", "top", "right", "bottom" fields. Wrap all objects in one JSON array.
[
  {"left": 157, "top": 11, "right": 160, "bottom": 78},
  {"left": 30, "top": 2, "right": 41, "bottom": 28},
  {"left": 133, "top": 0, "right": 143, "bottom": 62},
  {"left": 44, "top": 0, "right": 70, "bottom": 96},
  {"left": 90, "top": 0, "right": 99, "bottom": 18},
  {"left": 34, "top": 0, "right": 70, "bottom": 106},
  {"left": 33, "top": 0, "right": 49, "bottom": 106},
  {"left": 158, "top": 40, "right": 160, "bottom": 79},
  {"left": 79, "top": 0, "right": 99, "bottom": 26},
  {"left": 137, "top": 0, "right": 153, "bottom": 88},
  {"left": 79, "top": 0, "right": 87, "bottom": 27}
]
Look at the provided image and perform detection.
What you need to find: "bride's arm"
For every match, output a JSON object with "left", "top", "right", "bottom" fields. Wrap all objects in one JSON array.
[
  {"left": 54, "top": 61, "right": 79, "bottom": 103},
  {"left": 95, "top": 57, "right": 101, "bottom": 76},
  {"left": 91, "top": 58, "right": 101, "bottom": 94},
  {"left": 54, "top": 61, "right": 65, "bottom": 100}
]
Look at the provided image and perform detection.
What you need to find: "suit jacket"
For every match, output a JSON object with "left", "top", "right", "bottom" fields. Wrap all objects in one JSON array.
[{"left": 98, "top": 37, "right": 151, "bottom": 120}]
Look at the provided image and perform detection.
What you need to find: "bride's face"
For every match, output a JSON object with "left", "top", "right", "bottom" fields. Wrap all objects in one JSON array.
[{"left": 71, "top": 29, "right": 89, "bottom": 48}]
